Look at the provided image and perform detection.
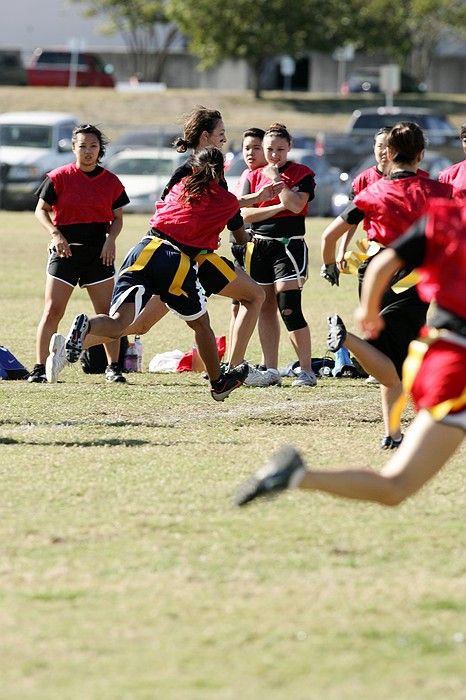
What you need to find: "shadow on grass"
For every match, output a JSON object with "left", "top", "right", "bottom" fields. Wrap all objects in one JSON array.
[
  {"left": 262, "top": 93, "right": 466, "bottom": 116},
  {"left": 0, "top": 436, "right": 150, "bottom": 447}
]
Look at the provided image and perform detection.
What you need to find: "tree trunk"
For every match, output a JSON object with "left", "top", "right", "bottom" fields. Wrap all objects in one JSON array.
[{"left": 250, "top": 62, "right": 262, "bottom": 99}]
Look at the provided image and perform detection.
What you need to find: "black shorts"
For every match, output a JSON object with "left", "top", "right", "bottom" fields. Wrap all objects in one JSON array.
[
  {"left": 248, "top": 237, "right": 308, "bottom": 285},
  {"left": 110, "top": 237, "right": 206, "bottom": 322},
  {"left": 47, "top": 243, "right": 115, "bottom": 288},
  {"left": 196, "top": 253, "right": 237, "bottom": 296},
  {"left": 368, "top": 287, "right": 429, "bottom": 377}
]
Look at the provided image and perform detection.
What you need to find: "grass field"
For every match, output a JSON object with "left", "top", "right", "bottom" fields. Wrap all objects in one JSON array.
[{"left": 1, "top": 211, "right": 465, "bottom": 699}]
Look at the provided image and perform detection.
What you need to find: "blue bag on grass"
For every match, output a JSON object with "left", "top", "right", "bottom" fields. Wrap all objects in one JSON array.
[{"left": 0, "top": 346, "right": 29, "bottom": 380}]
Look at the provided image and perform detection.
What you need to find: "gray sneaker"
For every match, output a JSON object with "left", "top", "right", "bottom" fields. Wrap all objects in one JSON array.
[
  {"left": 46, "top": 333, "right": 69, "bottom": 383},
  {"left": 234, "top": 445, "right": 306, "bottom": 506},
  {"left": 291, "top": 369, "right": 317, "bottom": 387},
  {"left": 244, "top": 366, "right": 282, "bottom": 387}
]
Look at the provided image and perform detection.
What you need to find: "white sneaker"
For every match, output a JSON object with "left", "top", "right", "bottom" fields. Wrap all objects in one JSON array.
[
  {"left": 365, "top": 375, "right": 379, "bottom": 385},
  {"left": 291, "top": 369, "right": 317, "bottom": 387},
  {"left": 46, "top": 333, "right": 69, "bottom": 383},
  {"left": 244, "top": 366, "right": 282, "bottom": 387}
]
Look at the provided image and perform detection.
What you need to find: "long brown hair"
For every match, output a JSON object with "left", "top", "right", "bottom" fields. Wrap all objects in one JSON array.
[
  {"left": 181, "top": 147, "right": 225, "bottom": 203},
  {"left": 173, "top": 106, "right": 223, "bottom": 153}
]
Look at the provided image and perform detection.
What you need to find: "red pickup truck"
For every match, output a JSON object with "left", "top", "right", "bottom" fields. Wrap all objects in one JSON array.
[{"left": 26, "top": 49, "right": 115, "bottom": 88}]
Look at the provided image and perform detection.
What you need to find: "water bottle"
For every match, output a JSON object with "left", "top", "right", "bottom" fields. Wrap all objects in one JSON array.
[
  {"left": 134, "top": 335, "right": 143, "bottom": 372},
  {"left": 123, "top": 340, "right": 138, "bottom": 372}
]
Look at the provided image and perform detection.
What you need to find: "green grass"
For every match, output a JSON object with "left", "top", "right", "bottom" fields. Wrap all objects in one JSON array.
[{"left": 1, "top": 212, "right": 465, "bottom": 699}]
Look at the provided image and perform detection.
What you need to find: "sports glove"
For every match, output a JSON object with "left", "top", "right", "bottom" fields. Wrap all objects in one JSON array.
[{"left": 320, "top": 263, "right": 340, "bottom": 287}]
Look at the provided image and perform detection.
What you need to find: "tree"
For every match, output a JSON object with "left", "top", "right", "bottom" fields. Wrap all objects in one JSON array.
[
  {"left": 70, "top": 0, "right": 180, "bottom": 82},
  {"left": 167, "top": 0, "right": 350, "bottom": 98},
  {"left": 333, "top": 0, "right": 466, "bottom": 84}
]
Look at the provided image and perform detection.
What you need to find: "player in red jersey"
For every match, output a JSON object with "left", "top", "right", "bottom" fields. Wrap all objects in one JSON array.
[
  {"left": 30, "top": 124, "right": 129, "bottom": 384},
  {"left": 235, "top": 198, "right": 465, "bottom": 508},
  {"left": 56, "top": 147, "right": 250, "bottom": 401},
  {"left": 334, "top": 126, "right": 391, "bottom": 271},
  {"left": 118, "top": 108, "right": 278, "bottom": 374},
  {"left": 240, "top": 123, "right": 317, "bottom": 388},
  {"left": 321, "top": 122, "right": 452, "bottom": 449},
  {"left": 438, "top": 123, "right": 466, "bottom": 199}
]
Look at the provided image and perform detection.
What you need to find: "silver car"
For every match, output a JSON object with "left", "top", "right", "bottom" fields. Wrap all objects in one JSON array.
[{"left": 105, "top": 148, "right": 186, "bottom": 213}]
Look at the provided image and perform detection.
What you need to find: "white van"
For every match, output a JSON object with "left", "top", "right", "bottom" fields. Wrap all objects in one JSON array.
[{"left": 0, "top": 111, "right": 80, "bottom": 209}]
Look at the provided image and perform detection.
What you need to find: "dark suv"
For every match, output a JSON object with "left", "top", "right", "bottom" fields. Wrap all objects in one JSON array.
[{"left": 0, "top": 50, "right": 26, "bottom": 85}]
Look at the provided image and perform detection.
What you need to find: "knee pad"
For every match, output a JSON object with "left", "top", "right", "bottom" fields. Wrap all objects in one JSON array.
[{"left": 276, "top": 290, "right": 307, "bottom": 332}]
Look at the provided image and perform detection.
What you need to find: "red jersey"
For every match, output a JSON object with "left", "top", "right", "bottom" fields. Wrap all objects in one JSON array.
[
  {"left": 352, "top": 166, "right": 430, "bottom": 233},
  {"left": 247, "top": 161, "right": 314, "bottom": 219},
  {"left": 353, "top": 174, "right": 452, "bottom": 246},
  {"left": 150, "top": 179, "right": 241, "bottom": 250},
  {"left": 438, "top": 159, "right": 466, "bottom": 198},
  {"left": 352, "top": 165, "right": 429, "bottom": 196},
  {"left": 416, "top": 198, "right": 466, "bottom": 319},
  {"left": 234, "top": 168, "right": 250, "bottom": 198},
  {"left": 47, "top": 163, "right": 125, "bottom": 226},
  {"left": 352, "top": 165, "right": 384, "bottom": 195}
]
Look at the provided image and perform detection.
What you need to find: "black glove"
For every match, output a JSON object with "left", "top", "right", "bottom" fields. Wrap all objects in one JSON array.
[{"left": 320, "top": 263, "right": 340, "bottom": 287}]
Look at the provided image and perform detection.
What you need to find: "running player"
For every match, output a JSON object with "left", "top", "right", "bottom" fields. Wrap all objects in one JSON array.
[
  {"left": 51, "top": 147, "right": 250, "bottom": 401},
  {"left": 235, "top": 197, "right": 465, "bottom": 508},
  {"left": 321, "top": 122, "right": 452, "bottom": 448}
]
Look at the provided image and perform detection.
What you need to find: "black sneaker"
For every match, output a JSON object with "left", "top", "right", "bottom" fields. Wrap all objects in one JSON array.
[
  {"left": 327, "top": 314, "right": 347, "bottom": 352},
  {"left": 210, "top": 362, "right": 249, "bottom": 401},
  {"left": 234, "top": 445, "right": 306, "bottom": 506},
  {"left": 105, "top": 363, "right": 126, "bottom": 383},
  {"left": 380, "top": 434, "right": 404, "bottom": 450},
  {"left": 65, "top": 313, "right": 90, "bottom": 363},
  {"left": 27, "top": 363, "right": 47, "bottom": 383}
]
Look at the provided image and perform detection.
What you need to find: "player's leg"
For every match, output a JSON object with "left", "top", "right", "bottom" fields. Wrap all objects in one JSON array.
[
  {"left": 257, "top": 283, "right": 281, "bottom": 370},
  {"left": 235, "top": 410, "right": 464, "bottom": 506},
  {"left": 86, "top": 278, "right": 122, "bottom": 366},
  {"left": 36, "top": 275, "right": 74, "bottom": 365},
  {"left": 217, "top": 267, "right": 264, "bottom": 367}
]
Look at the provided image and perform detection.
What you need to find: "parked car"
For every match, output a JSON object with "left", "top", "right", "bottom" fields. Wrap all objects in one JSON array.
[
  {"left": 0, "top": 50, "right": 26, "bottom": 86},
  {"left": 104, "top": 148, "right": 186, "bottom": 213},
  {"left": 105, "top": 127, "right": 181, "bottom": 159},
  {"left": 26, "top": 48, "right": 115, "bottom": 87},
  {"left": 331, "top": 150, "right": 454, "bottom": 217},
  {"left": 0, "top": 111, "right": 80, "bottom": 210}
]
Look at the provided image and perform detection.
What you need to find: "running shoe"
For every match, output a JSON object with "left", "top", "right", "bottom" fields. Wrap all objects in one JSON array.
[
  {"left": 46, "top": 333, "right": 69, "bottom": 383},
  {"left": 105, "top": 363, "right": 127, "bottom": 383},
  {"left": 65, "top": 313, "right": 90, "bottom": 363},
  {"left": 210, "top": 362, "right": 249, "bottom": 401},
  {"left": 27, "top": 364, "right": 47, "bottom": 383},
  {"left": 291, "top": 369, "right": 317, "bottom": 387},
  {"left": 244, "top": 366, "right": 282, "bottom": 387},
  {"left": 380, "top": 434, "right": 404, "bottom": 450},
  {"left": 327, "top": 314, "right": 347, "bottom": 352},
  {"left": 234, "top": 445, "right": 306, "bottom": 506}
]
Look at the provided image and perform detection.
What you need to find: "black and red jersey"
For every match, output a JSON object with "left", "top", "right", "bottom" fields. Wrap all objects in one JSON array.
[
  {"left": 150, "top": 178, "right": 242, "bottom": 251},
  {"left": 244, "top": 161, "right": 315, "bottom": 238},
  {"left": 393, "top": 198, "right": 466, "bottom": 321},
  {"left": 353, "top": 174, "right": 452, "bottom": 246},
  {"left": 47, "top": 163, "right": 125, "bottom": 226}
]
